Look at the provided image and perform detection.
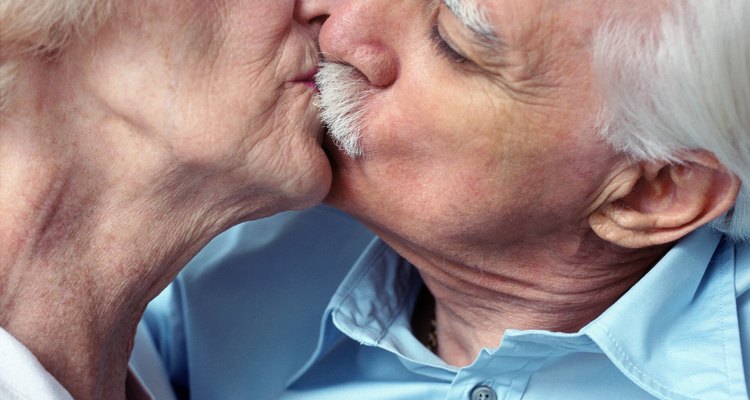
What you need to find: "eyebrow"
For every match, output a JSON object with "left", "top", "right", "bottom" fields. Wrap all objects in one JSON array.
[{"left": 443, "top": 0, "right": 503, "bottom": 48}]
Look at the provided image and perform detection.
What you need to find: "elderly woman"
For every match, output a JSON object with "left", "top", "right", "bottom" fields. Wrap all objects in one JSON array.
[{"left": 0, "top": 0, "right": 330, "bottom": 399}]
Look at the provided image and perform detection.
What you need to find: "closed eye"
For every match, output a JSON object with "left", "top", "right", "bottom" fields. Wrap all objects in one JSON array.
[{"left": 431, "top": 23, "right": 468, "bottom": 64}]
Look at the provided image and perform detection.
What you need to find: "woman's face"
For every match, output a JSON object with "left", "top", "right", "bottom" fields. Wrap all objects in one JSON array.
[{"left": 75, "top": 0, "right": 330, "bottom": 212}]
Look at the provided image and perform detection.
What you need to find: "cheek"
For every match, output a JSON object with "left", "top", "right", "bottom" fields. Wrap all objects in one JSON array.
[
  {"left": 229, "top": 0, "right": 295, "bottom": 38},
  {"left": 194, "top": 1, "right": 299, "bottom": 92},
  {"left": 364, "top": 87, "right": 454, "bottom": 156},
  {"left": 182, "top": 0, "right": 296, "bottom": 74}
]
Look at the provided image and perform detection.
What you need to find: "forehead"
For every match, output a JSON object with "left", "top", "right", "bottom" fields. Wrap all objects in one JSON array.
[
  {"left": 446, "top": 0, "right": 607, "bottom": 31},
  {"left": 453, "top": 0, "right": 612, "bottom": 47},
  {"left": 445, "top": 0, "right": 608, "bottom": 91}
]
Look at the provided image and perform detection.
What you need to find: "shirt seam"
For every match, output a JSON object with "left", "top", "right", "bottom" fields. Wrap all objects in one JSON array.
[
  {"left": 596, "top": 324, "right": 695, "bottom": 400},
  {"left": 333, "top": 241, "right": 390, "bottom": 307},
  {"left": 718, "top": 243, "right": 745, "bottom": 399},
  {"left": 717, "top": 253, "right": 732, "bottom": 398}
]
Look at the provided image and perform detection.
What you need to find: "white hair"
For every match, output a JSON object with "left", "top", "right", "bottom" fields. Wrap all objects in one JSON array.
[
  {"left": 443, "top": 0, "right": 496, "bottom": 40},
  {"left": 316, "top": 61, "right": 373, "bottom": 157},
  {"left": 0, "top": 0, "right": 114, "bottom": 115},
  {"left": 595, "top": 0, "right": 750, "bottom": 241}
]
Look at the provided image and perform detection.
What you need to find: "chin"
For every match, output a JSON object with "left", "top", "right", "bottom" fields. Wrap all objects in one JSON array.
[
  {"left": 289, "top": 144, "right": 334, "bottom": 211},
  {"left": 321, "top": 136, "right": 345, "bottom": 204},
  {"left": 321, "top": 150, "right": 358, "bottom": 212}
]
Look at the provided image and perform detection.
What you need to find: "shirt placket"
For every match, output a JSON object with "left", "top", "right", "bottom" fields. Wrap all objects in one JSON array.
[{"left": 443, "top": 340, "right": 559, "bottom": 400}]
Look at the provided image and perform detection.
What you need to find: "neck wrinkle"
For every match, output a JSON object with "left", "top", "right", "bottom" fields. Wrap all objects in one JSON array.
[
  {"left": 0, "top": 137, "right": 230, "bottom": 400},
  {"left": 389, "top": 229, "right": 669, "bottom": 367},
  {"left": 0, "top": 174, "right": 221, "bottom": 400}
]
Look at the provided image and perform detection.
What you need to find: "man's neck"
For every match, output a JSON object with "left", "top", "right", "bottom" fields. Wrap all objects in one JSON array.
[{"left": 392, "top": 230, "right": 669, "bottom": 367}]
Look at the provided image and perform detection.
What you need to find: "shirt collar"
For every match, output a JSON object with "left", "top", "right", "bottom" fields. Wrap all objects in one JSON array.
[
  {"left": 293, "top": 228, "right": 747, "bottom": 399},
  {"left": 0, "top": 327, "right": 155, "bottom": 400},
  {"left": 287, "top": 238, "right": 456, "bottom": 387},
  {"left": 583, "top": 227, "right": 748, "bottom": 400},
  {"left": 328, "top": 240, "right": 456, "bottom": 372},
  {"left": 0, "top": 327, "right": 74, "bottom": 400},
  {"left": 326, "top": 240, "right": 418, "bottom": 348}
]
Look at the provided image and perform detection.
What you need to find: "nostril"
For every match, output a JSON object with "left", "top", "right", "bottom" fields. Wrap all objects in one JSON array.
[{"left": 309, "top": 15, "right": 328, "bottom": 34}]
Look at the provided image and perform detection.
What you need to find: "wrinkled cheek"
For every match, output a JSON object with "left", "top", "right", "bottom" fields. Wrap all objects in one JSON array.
[
  {"left": 173, "top": 6, "right": 226, "bottom": 66},
  {"left": 227, "top": 0, "right": 296, "bottom": 39}
]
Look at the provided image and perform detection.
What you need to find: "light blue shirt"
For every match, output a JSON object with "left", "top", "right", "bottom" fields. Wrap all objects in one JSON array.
[{"left": 139, "top": 206, "right": 750, "bottom": 400}]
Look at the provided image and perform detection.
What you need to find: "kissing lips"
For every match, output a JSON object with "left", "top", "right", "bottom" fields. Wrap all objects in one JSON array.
[{"left": 292, "top": 68, "right": 319, "bottom": 90}]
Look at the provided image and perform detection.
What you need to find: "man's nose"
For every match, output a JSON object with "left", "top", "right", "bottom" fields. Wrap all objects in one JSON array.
[{"left": 300, "top": 0, "right": 399, "bottom": 88}]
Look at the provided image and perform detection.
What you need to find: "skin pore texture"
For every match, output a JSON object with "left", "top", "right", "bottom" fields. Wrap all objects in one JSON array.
[
  {"left": 0, "top": 1, "right": 327, "bottom": 399},
  {"left": 301, "top": 0, "right": 740, "bottom": 366}
]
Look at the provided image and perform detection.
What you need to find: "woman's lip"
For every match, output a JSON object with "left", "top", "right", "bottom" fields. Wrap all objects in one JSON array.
[
  {"left": 292, "top": 68, "right": 318, "bottom": 83},
  {"left": 291, "top": 68, "right": 318, "bottom": 91}
]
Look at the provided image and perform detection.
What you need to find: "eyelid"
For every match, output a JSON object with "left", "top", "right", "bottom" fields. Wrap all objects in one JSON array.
[{"left": 431, "top": 22, "right": 469, "bottom": 64}]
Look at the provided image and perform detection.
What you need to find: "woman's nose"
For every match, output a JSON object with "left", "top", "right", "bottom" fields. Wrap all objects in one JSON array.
[
  {"left": 295, "top": 0, "right": 336, "bottom": 32},
  {"left": 311, "top": 0, "right": 399, "bottom": 88}
]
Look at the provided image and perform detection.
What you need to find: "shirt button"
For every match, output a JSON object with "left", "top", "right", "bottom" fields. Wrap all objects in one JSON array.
[{"left": 470, "top": 385, "right": 497, "bottom": 400}]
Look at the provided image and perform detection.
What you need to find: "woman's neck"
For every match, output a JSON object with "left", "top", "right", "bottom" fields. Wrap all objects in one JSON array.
[
  {"left": 0, "top": 154, "right": 221, "bottom": 400},
  {"left": 0, "top": 75, "right": 243, "bottom": 400}
]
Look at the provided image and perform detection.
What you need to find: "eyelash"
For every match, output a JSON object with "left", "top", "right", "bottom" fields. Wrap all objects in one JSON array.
[{"left": 430, "top": 24, "right": 468, "bottom": 64}]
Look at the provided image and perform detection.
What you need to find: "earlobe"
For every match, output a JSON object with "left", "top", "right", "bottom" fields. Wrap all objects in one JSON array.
[{"left": 589, "top": 152, "right": 740, "bottom": 248}]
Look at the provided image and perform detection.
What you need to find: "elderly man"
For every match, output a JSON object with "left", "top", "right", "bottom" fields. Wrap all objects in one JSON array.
[{"left": 137, "top": 0, "right": 749, "bottom": 399}]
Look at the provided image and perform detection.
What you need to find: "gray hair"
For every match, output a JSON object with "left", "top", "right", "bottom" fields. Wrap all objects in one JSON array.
[
  {"left": 0, "top": 0, "right": 114, "bottom": 115},
  {"left": 595, "top": 0, "right": 750, "bottom": 241}
]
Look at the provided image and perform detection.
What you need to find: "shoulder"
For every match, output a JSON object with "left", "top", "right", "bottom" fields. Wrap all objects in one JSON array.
[
  {"left": 141, "top": 206, "right": 376, "bottom": 399},
  {"left": 736, "top": 239, "right": 749, "bottom": 298},
  {"left": 731, "top": 238, "right": 750, "bottom": 394}
]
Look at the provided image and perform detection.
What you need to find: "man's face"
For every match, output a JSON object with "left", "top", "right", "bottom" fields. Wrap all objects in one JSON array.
[{"left": 316, "top": 0, "right": 628, "bottom": 258}]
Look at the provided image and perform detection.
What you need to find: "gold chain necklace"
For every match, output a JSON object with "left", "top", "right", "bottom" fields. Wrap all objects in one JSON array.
[{"left": 427, "top": 318, "right": 439, "bottom": 352}]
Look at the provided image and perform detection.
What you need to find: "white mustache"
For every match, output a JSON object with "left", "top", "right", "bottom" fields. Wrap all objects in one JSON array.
[{"left": 315, "top": 62, "right": 372, "bottom": 157}]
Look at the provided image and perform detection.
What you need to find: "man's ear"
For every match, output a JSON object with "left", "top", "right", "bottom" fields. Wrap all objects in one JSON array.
[{"left": 589, "top": 152, "right": 740, "bottom": 248}]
